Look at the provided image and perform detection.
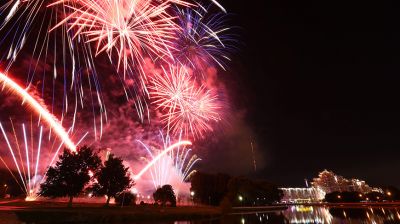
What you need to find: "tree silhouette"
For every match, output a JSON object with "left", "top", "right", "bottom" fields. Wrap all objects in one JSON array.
[
  {"left": 90, "top": 154, "right": 133, "bottom": 206},
  {"left": 153, "top": 185, "right": 176, "bottom": 207},
  {"left": 39, "top": 146, "right": 101, "bottom": 207},
  {"left": 115, "top": 191, "right": 137, "bottom": 206},
  {"left": 190, "top": 172, "right": 231, "bottom": 206}
]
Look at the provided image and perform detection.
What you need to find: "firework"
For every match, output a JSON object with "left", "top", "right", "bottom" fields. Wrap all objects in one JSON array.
[
  {"left": 0, "top": 72, "right": 76, "bottom": 150},
  {"left": 133, "top": 138, "right": 191, "bottom": 180},
  {"left": 0, "top": 0, "right": 107, "bottom": 138},
  {"left": 0, "top": 120, "right": 68, "bottom": 199},
  {"left": 149, "top": 65, "right": 221, "bottom": 138},
  {"left": 137, "top": 132, "right": 200, "bottom": 191},
  {"left": 168, "top": 85, "right": 221, "bottom": 138},
  {"left": 173, "top": 5, "right": 235, "bottom": 76},
  {"left": 52, "top": 0, "right": 190, "bottom": 78},
  {"left": 148, "top": 65, "right": 192, "bottom": 113}
]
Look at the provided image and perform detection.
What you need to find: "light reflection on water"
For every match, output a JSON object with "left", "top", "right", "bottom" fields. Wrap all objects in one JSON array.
[
  {"left": 175, "top": 205, "right": 400, "bottom": 224},
  {"left": 3, "top": 205, "right": 400, "bottom": 223},
  {"left": 283, "top": 205, "right": 332, "bottom": 223}
]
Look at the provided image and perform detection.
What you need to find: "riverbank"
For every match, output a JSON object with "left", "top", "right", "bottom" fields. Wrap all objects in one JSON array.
[
  {"left": 281, "top": 201, "right": 400, "bottom": 208},
  {"left": 1, "top": 203, "right": 219, "bottom": 223},
  {"left": 4, "top": 200, "right": 400, "bottom": 223}
]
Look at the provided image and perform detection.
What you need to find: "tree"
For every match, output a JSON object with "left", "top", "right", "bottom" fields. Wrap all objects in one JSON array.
[
  {"left": 90, "top": 154, "right": 133, "bottom": 206},
  {"left": 190, "top": 172, "right": 231, "bottom": 206},
  {"left": 153, "top": 185, "right": 176, "bottom": 207},
  {"left": 40, "top": 146, "right": 101, "bottom": 207},
  {"left": 115, "top": 191, "right": 137, "bottom": 206},
  {"left": 224, "top": 177, "right": 283, "bottom": 207},
  {"left": 190, "top": 172, "right": 282, "bottom": 207}
]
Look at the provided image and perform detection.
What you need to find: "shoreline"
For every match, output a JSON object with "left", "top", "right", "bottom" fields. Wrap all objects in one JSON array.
[
  {"left": 5, "top": 205, "right": 222, "bottom": 223},
  {"left": 0, "top": 200, "right": 289, "bottom": 223},
  {"left": 3, "top": 200, "right": 400, "bottom": 223}
]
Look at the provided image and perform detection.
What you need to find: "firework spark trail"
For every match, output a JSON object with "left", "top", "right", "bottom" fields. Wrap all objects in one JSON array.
[
  {"left": 1, "top": 0, "right": 231, "bottom": 140},
  {"left": 173, "top": 5, "right": 235, "bottom": 75},
  {"left": 0, "top": 119, "right": 88, "bottom": 199},
  {"left": 137, "top": 132, "right": 200, "bottom": 192},
  {"left": 33, "top": 126, "right": 42, "bottom": 186},
  {"left": 1, "top": 122, "right": 58, "bottom": 198},
  {"left": 166, "top": 86, "right": 221, "bottom": 137},
  {"left": 1, "top": 1, "right": 107, "bottom": 139},
  {"left": 22, "top": 124, "right": 31, "bottom": 192},
  {"left": 149, "top": 66, "right": 192, "bottom": 114},
  {"left": 149, "top": 65, "right": 221, "bottom": 138},
  {"left": 0, "top": 156, "right": 25, "bottom": 192},
  {"left": 0, "top": 72, "right": 76, "bottom": 151},
  {"left": 9, "top": 118, "right": 26, "bottom": 182},
  {"left": 134, "top": 139, "right": 191, "bottom": 180},
  {"left": 0, "top": 122, "right": 27, "bottom": 191},
  {"left": 50, "top": 0, "right": 189, "bottom": 78},
  {"left": 210, "top": 0, "right": 226, "bottom": 13},
  {"left": 44, "top": 0, "right": 193, "bottom": 124}
]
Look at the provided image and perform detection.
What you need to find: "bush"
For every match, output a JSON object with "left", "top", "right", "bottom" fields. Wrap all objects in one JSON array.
[
  {"left": 115, "top": 192, "right": 136, "bottom": 206},
  {"left": 153, "top": 185, "right": 176, "bottom": 207}
]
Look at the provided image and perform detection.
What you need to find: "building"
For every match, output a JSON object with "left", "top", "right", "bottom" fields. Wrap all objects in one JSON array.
[
  {"left": 311, "top": 170, "right": 381, "bottom": 194},
  {"left": 280, "top": 187, "right": 325, "bottom": 203},
  {"left": 280, "top": 170, "right": 383, "bottom": 203}
]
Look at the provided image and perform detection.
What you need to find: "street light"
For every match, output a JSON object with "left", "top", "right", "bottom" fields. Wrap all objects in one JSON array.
[
  {"left": 3, "top": 184, "right": 8, "bottom": 196},
  {"left": 190, "top": 191, "right": 195, "bottom": 205},
  {"left": 238, "top": 195, "right": 244, "bottom": 206}
]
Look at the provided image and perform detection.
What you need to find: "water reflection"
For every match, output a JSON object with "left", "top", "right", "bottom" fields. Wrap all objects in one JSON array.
[
  {"left": 283, "top": 205, "right": 332, "bottom": 223},
  {"left": 173, "top": 212, "right": 287, "bottom": 224},
  {"left": 282, "top": 205, "right": 400, "bottom": 224},
  {"left": 329, "top": 207, "right": 400, "bottom": 223},
  {"left": 4, "top": 205, "right": 400, "bottom": 223},
  {"left": 182, "top": 205, "right": 400, "bottom": 223}
]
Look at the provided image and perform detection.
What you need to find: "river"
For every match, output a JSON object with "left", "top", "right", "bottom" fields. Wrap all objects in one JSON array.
[
  {"left": 2, "top": 205, "right": 400, "bottom": 223},
  {"left": 176, "top": 205, "right": 400, "bottom": 224}
]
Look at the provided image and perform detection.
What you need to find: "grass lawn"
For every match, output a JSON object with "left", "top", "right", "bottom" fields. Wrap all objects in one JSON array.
[{"left": 1, "top": 200, "right": 222, "bottom": 223}]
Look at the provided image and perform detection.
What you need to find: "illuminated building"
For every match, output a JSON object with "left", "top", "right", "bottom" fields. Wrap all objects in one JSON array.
[
  {"left": 311, "top": 170, "right": 381, "bottom": 194},
  {"left": 280, "top": 187, "right": 326, "bottom": 203}
]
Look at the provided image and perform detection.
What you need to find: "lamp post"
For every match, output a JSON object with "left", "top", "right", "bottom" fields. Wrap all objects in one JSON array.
[
  {"left": 3, "top": 184, "right": 8, "bottom": 197},
  {"left": 190, "top": 191, "right": 195, "bottom": 205}
]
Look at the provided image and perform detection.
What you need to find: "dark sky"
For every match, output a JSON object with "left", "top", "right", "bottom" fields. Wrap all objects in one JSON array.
[{"left": 217, "top": 0, "right": 400, "bottom": 187}]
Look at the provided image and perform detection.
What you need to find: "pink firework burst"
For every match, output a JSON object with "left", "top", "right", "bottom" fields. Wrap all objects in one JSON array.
[
  {"left": 51, "top": 0, "right": 190, "bottom": 77},
  {"left": 149, "top": 65, "right": 221, "bottom": 138},
  {"left": 149, "top": 66, "right": 192, "bottom": 112}
]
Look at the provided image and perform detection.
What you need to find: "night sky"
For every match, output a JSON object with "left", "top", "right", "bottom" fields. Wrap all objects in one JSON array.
[
  {"left": 1, "top": 1, "right": 400, "bottom": 190},
  {"left": 218, "top": 0, "right": 400, "bottom": 187}
]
